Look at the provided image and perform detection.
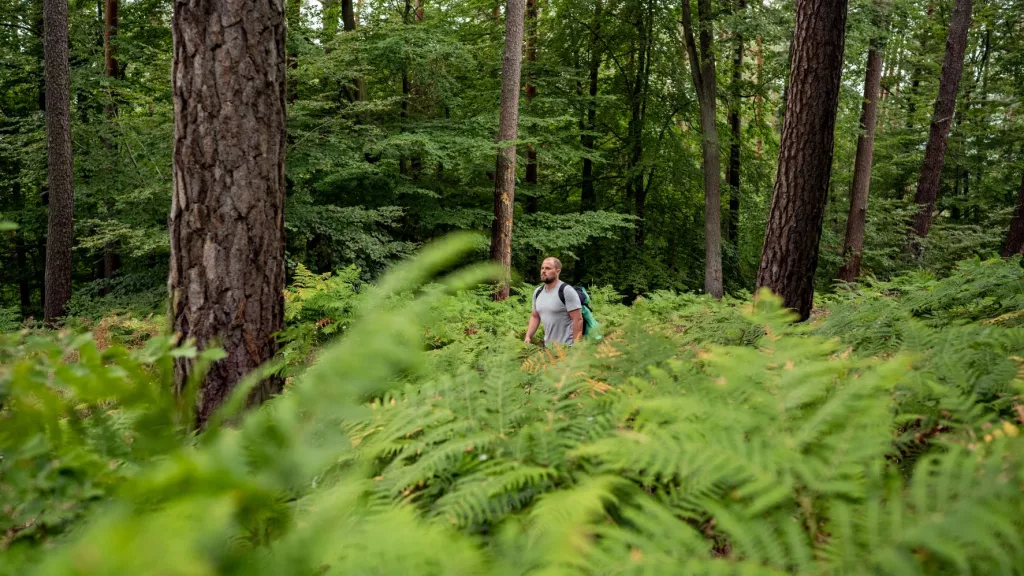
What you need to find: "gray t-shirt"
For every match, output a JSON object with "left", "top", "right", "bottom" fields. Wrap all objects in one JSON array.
[{"left": 533, "top": 281, "right": 582, "bottom": 346}]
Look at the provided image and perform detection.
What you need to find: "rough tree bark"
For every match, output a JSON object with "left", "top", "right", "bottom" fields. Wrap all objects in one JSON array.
[
  {"left": 42, "top": 0, "right": 76, "bottom": 323},
  {"left": 909, "top": 0, "right": 973, "bottom": 253},
  {"left": 837, "top": 38, "right": 885, "bottom": 282},
  {"left": 755, "top": 0, "right": 848, "bottom": 321},
  {"left": 1004, "top": 172, "right": 1024, "bottom": 257},
  {"left": 726, "top": 0, "right": 744, "bottom": 248},
  {"left": 681, "top": 0, "right": 723, "bottom": 298},
  {"left": 169, "top": 0, "right": 287, "bottom": 428},
  {"left": 489, "top": 0, "right": 526, "bottom": 301}
]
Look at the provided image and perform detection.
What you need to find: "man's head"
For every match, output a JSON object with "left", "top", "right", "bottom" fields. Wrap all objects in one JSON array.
[{"left": 540, "top": 257, "right": 562, "bottom": 285}]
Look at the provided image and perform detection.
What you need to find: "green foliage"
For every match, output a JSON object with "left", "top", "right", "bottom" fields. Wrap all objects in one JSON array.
[{"left": 4, "top": 241, "right": 1024, "bottom": 575}]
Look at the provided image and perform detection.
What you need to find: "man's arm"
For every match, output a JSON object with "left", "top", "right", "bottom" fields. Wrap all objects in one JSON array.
[
  {"left": 569, "top": 308, "right": 583, "bottom": 343},
  {"left": 525, "top": 309, "right": 541, "bottom": 344}
]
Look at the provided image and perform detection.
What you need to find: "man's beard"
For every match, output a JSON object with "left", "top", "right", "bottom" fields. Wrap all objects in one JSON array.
[{"left": 542, "top": 274, "right": 557, "bottom": 285}]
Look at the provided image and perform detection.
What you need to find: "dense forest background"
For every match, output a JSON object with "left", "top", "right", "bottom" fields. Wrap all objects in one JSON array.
[{"left": 2, "top": 0, "right": 1021, "bottom": 320}]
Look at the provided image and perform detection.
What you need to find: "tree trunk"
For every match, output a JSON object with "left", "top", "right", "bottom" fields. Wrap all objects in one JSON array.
[
  {"left": 10, "top": 176, "right": 32, "bottom": 313},
  {"left": 1004, "top": 172, "right": 1024, "bottom": 257},
  {"left": 580, "top": 0, "right": 601, "bottom": 215},
  {"left": 627, "top": 1, "right": 654, "bottom": 247},
  {"left": 755, "top": 0, "right": 848, "bottom": 321},
  {"left": 16, "top": 235, "right": 31, "bottom": 313},
  {"left": 726, "top": 0, "right": 744, "bottom": 248},
  {"left": 523, "top": 0, "right": 539, "bottom": 277},
  {"left": 909, "top": 0, "right": 972, "bottom": 253},
  {"left": 489, "top": 0, "right": 526, "bottom": 301},
  {"left": 103, "top": 0, "right": 118, "bottom": 79},
  {"left": 42, "top": 0, "right": 76, "bottom": 323},
  {"left": 101, "top": 0, "right": 120, "bottom": 296},
  {"left": 342, "top": 0, "right": 356, "bottom": 30},
  {"left": 837, "top": 41, "right": 884, "bottom": 282},
  {"left": 524, "top": 0, "right": 537, "bottom": 189},
  {"left": 754, "top": 34, "right": 763, "bottom": 157},
  {"left": 576, "top": 0, "right": 602, "bottom": 284},
  {"left": 169, "top": 0, "right": 287, "bottom": 428},
  {"left": 681, "top": 0, "right": 723, "bottom": 298}
]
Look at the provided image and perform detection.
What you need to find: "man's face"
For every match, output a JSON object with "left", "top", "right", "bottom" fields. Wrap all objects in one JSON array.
[{"left": 540, "top": 260, "right": 559, "bottom": 283}]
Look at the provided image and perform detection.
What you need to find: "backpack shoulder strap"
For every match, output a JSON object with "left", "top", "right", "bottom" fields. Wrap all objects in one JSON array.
[
  {"left": 558, "top": 283, "right": 568, "bottom": 305},
  {"left": 532, "top": 285, "right": 543, "bottom": 306}
]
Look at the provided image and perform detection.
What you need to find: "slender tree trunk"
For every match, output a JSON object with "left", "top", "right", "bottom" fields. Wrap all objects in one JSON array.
[
  {"left": 42, "top": 0, "right": 76, "bottom": 323},
  {"left": 399, "top": 0, "right": 423, "bottom": 175},
  {"left": 627, "top": 1, "right": 654, "bottom": 247},
  {"left": 1004, "top": 172, "right": 1024, "bottom": 257},
  {"left": 169, "top": 0, "right": 287, "bottom": 428},
  {"left": 101, "top": 0, "right": 120, "bottom": 296},
  {"left": 524, "top": 0, "right": 537, "bottom": 190},
  {"left": 754, "top": 34, "right": 764, "bottom": 157},
  {"left": 342, "top": 0, "right": 356, "bottom": 30},
  {"left": 681, "top": 0, "right": 723, "bottom": 298},
  {"left": 576, "top": 0, "right": 602, "bottom": 284},
  {"left": 287, "top": 0, "right": 301, "bottom": 104},
  {"left": 580, "top": 0, "right": 601, "bottom": 215},
  {"left": 103, "top": 0, "right": 118, "bottom": 79},
  {"left": 523, "top": 0, "right": 539, "bottom": 277},
  {"left": 16, "top": 236, "right": 31, "bottom": 312},
  {"left": 726, "top": 0, "right": 744, "bottom": 248},
  {"left": 10, "top": 176, "right": 32, "bottom": 313},
  {"left": 909, "top": 0, "right": 972, "bottom": 253},
  {"left": 489, "top": 0, "right": 526, "bottom": 301},
  {"left": 837, "top": 41, "right": 885, "bottom": 282},
  {"left": 755, "top": 0, "right": 848, "bottom": 321}
]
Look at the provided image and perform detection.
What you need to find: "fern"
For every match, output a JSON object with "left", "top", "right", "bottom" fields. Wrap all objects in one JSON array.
[{"left": 5, "top": 245, "right": 1024, "bottom": 575}]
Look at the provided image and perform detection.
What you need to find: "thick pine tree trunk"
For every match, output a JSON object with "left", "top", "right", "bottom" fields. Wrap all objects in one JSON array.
[
  {"left": 169, "top": 0, "right": 287, "bottom": 428},
  {"left": 489, "top": 0, "right": 526, "bottom": 301},
  {"left": 1004, "top": 172, "right": 1024, "bottom": 257},
  {"left": 837, "top": 42, "right": 884, "bottom": 282},
  {"left": 42, "top": 0, "right": 76, "bottom": 323},
  {"left": 681, "top": 0, "right": 723, "bottom": 298},
  {"left": 909, "top": 0, "right": 972, "bottom": 253},
  {"left": 755, "top": 0, "right": 848, "bottom": 321},
  {"left": 726, "top": 0, "right": 744, "bottom": 247}
]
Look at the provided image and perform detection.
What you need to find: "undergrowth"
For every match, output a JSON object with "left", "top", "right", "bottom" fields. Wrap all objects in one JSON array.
[{"left": 2, "top": 238, "right": 1024, "bottom": 575}]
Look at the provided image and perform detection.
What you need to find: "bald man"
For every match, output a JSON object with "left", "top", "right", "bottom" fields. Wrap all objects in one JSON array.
[{"left": 524, "top": 257, "right": 584, "bottom": 346}]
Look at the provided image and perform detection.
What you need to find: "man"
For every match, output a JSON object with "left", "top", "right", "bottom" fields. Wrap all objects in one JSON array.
[{"left": 524, "top": 257, "right": 584, "bottom": 346}]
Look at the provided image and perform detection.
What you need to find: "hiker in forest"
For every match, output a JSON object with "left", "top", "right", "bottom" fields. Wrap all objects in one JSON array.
[{"left": 524, "top": 257, "right": 584, "bottom": 347}]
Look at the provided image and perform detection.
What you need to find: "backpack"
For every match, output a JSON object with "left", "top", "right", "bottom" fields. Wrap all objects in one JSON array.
[{"left": 533, "top": 283, "right": 602, "bottom": 340}]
